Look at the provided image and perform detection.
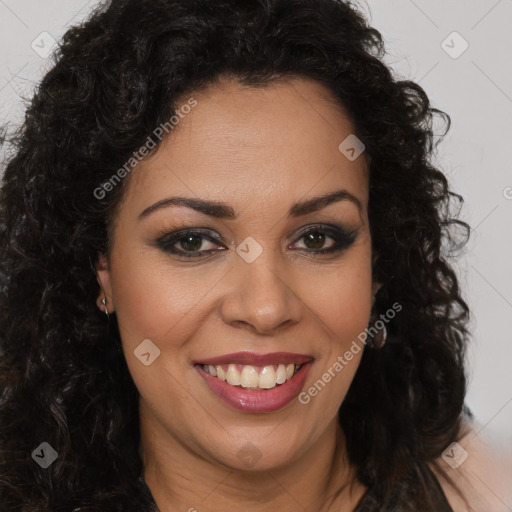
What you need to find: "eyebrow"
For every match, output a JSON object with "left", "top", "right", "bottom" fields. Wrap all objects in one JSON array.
[{"left": 138, "top": 188, "right": 363, "bottom": 220}]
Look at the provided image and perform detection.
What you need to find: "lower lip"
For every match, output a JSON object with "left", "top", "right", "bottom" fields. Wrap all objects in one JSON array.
[{"left": 195, "top": 362, "right": 313, "bottom": 413}]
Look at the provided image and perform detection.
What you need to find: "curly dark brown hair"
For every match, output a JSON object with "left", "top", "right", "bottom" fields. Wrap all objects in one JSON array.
[{"left": 0, "top": 0, "right": 473, "bottom": 510}]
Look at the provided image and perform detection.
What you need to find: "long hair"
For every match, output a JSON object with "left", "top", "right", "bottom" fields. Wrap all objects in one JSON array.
[{"left": 0, "top": 0, "right": 472, "bottom": 510}]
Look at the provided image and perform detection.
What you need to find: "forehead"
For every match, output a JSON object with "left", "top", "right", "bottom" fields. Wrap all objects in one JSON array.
[{"left": 122, "top": 76, "right": 369, "bottom": 219}]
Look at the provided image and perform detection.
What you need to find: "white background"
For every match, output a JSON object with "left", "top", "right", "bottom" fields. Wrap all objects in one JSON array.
[{"left": 1, "top": 0, "right": 511, "bottom": 443}]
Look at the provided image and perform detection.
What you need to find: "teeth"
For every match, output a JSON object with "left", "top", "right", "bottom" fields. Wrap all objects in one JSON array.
[
  {"left": 259, "top": 365, "right": 277, "bottom": 389},
  {"left": 202, "top": 362, "right": 302, "bottom": 389},
  {"left": 216, "top": 365, "right": 226, "bottom": 381},
  {"left": 226, "top": 364, "right": 241, "bottom": 386},
  {"left": 276, "top": 364, "right": 287, "bottom": 384},
  {"left": 240, "top": 365, "right": 259, "bottom": 388}
]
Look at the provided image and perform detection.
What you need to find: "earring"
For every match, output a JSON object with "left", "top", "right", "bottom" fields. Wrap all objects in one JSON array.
[
  {"left": 369, "top": 296, "right": 387, "bottom": 349},
  {"left": 97, "top": 296, "right": 109, "bottom": 318},
  {"left": 372, "top": 321, "right": 387, "bottom": 349}
]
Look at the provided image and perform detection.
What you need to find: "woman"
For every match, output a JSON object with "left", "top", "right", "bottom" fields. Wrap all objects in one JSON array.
[{"left": 0, "top": 0, "right": 510, "bottom": 510}]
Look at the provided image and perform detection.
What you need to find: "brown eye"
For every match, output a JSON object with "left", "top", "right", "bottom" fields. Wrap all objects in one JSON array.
[
  {"left": 302, "top": 231, "right": 329, "bottom": 250},
  {"left": 156, "top": 229, "right": 225, "bottom": 258},
  {"left": 290, "top": 225, "right": 358, "bottom": 255},
  {"left": 178, "top": 234, "right": 206, "bottom": 252}
]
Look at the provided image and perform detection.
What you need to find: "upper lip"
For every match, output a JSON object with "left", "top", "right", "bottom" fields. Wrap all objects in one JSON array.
[{"left": 194, "top": 351, "right": 313, "bottom": 366}]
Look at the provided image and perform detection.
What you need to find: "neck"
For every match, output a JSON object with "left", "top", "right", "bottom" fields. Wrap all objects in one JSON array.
[{"left": 139, "top": 403, "right": 364, "bottom": 511}]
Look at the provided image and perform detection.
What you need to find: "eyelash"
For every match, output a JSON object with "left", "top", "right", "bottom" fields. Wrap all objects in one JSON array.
[{"left": 155, "top": 224, "right": 358, "bottom": 259}]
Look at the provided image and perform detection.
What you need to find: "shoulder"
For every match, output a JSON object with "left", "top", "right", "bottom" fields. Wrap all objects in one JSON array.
[{"left": 430, "top": 421, "right": 512, "bottom": 512}]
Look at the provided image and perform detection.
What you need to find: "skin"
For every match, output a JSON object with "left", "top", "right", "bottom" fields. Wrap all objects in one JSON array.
[{"left": 95, "top": 74, "right": 383, "bottom": 511}]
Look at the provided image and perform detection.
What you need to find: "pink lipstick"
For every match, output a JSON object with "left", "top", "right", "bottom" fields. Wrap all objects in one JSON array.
[{"left": 194, "top": 351, "right": 313, "bottom": 413}]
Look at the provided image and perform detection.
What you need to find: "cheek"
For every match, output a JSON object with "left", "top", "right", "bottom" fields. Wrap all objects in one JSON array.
[
  {"left": 298, "top": 251, "right": 372, "bottom": 409},
  {"left": 304, "top": 249, "right": 373, "bottom": 345},
  {"left": 108, "top": 251, "right": 221, "bottom": 424},
  {"left": 110, "top": 249, "right": 222, "bottom": 352}
]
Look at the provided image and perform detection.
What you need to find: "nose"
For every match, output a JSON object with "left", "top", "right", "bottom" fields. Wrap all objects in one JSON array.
[{"left": 219, "top": 253, "right": 303, "bottom": 336}]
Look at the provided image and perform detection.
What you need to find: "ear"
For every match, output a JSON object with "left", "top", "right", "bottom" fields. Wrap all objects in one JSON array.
[{"left": 95, "top": 253, "right": 114, "bottom": 313}]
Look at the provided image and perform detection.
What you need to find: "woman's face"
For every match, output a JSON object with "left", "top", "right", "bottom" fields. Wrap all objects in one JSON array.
[{"left": 97, "top": 76, "right": 379, "bottom": 472}]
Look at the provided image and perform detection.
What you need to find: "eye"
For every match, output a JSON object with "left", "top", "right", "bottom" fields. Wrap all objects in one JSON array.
[
  {"left": 290, "top": 224, "right": 358, "bottom": 255},
  {"left": 156, "top": 229, "right": 225, "bottom": 258}
]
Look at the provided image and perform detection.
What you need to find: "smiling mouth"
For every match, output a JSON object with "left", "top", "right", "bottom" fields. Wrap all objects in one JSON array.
[{"left": 200, "top": 363, "right": 303, "bottom": 390}]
